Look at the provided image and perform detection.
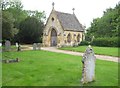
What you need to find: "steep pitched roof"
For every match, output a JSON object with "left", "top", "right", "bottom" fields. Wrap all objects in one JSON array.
[{"left": 55, "top": 11, "right": 84, "bottom": 32}]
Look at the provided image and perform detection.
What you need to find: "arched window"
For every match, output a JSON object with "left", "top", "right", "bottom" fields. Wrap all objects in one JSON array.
[
  {"left": 67, "top": 33, "right": 71, "bottom": 43},
  {"left": 77, "top": 34, "right": 80, "bottom": 42}
]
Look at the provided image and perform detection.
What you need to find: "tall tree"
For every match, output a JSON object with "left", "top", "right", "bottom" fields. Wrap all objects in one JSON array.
[
  {"left": 4, "top": 1, "right": 28, "bottom": 29},
  {"left": 87, "top": 3, "right": 120, "bottom": 38},
  {"left": 18, "top": 17, "right": 44, "bottom": 43},
  {"left": 26, "top": 10, "right": 46, "bottom": 22},
  {"left": 2, "top": 11, "right": 14, "bottom": 41}
]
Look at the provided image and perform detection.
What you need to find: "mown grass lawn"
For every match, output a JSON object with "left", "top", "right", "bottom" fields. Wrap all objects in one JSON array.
[
  {"left": 60, "top": 46, "right": 119, "bottom": 57},
  {"left": 2, "top": 50, "right": 118, "bottom": 86}
]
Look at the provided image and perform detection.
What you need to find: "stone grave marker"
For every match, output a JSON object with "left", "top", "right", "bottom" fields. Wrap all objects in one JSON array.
[
  {"left": 33, "top": 43, "right": 37, "bottom": 50},
  {"left": 17, "top": 44, "right": 21, "bottom": 51},
  {"left": 0, "top": 43, "right": 2, "bottom": 52},
  {"left": 0, "top": 43, "right": 2, "bottom": 47},
  {"left": 15, "top": 42, "right": 18, "bottom": 47},
  {"left": 37, "top": 43, "right": 41, "bottom": 50},
  {"left": 81, "top": 45, "right": 96, "bottom": 84},
  {"left": 5, "top": 40, "right": 11, "bottom": 51}
]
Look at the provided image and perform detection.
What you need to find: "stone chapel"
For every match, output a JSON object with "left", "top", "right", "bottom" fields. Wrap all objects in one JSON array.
[{"left": 43, "top": 3, "right": 85, "bottom": 47}]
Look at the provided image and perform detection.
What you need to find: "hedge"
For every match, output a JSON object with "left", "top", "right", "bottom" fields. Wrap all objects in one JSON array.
[
  {"left": 79, "top": 37, "right": 119, "bottom": 47},
  {"left": 91, "top": 37, "right": 119, "bottom": 47},
  {"left": 79, "top": 41, "right": 90, "bottom": 46}
]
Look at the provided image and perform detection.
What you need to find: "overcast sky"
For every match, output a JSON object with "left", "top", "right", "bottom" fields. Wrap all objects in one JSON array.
[{"left": 21, "top": 0, "right": 119, "bottom": 28}]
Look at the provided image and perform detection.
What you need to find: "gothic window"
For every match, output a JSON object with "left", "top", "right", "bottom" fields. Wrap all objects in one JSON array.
[
  {"left": 77, "top": 34, "right": 80, "bottom": 42},
  {"left": 67, "top": 33, "right": 71, "bottom": 43}
]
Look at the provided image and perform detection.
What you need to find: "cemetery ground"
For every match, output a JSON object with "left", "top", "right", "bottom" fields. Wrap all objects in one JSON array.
[
  {"left": 60, "top": 46, "right": 119, "bottom": 57},
  {"left": 2, "top": 50, "right": 118, "bottom": 86}
]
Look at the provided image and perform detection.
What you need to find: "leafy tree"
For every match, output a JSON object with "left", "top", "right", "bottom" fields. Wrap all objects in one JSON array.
[
  {"left": 85, "top": 3, "right": 120, "bottom": 47},
  {"left": 87, "top": 3, "right": 120, "bottom": 38},
  {"left": 26, "top": 10, "right": 46, "bottom": 22},
  {"left": 18, "top": 17, "right": 44, "bottom": 43},
  {"left": 2, "top": 11, "right": 14, "bottom": 41},
  {"left": 1, "top": 0, "right": 46, "bottom": 43},
  {"left": 3, "top": 1, "right": 28, "bottom": 29}
]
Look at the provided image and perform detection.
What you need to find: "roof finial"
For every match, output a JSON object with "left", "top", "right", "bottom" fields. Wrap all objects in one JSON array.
[
  {"left": 72, "top": 8, "right": 75, "bottom": 14},
  {"left": 52, "top": 2, "right": 55, "bottom": 9}
]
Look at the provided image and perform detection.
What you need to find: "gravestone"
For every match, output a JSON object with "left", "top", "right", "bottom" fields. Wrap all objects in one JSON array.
[
  {"left": 16, "top": 42, "right": 21, "bottom": 51},
  {"left": 81, "top": 45, "right": 96, "bottom": 84},
  {"left": 17, "top": 44, "right": 21, "bottom": 51},
  {"left": 33, "top": 43, "right": 37, "bottom": 50},
  {"left": 37, "top": 43, "right": 41, "bottom": 50},
  {"left": 0, "top": 43, "right": 2, "bottom": 47},
  {"left": 15, "top": 42, "right": 18, "bottom": 47},
  {"left": 5, "top": 40, "right": 11, "bottom": 51},
  {"left": 0, "top": 43, "right": 2, "bottom": 52}
]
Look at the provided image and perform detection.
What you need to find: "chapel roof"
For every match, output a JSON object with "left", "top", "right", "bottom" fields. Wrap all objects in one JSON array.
[{"left": 55, "top": 11, "right": 84, "bottom": 32}]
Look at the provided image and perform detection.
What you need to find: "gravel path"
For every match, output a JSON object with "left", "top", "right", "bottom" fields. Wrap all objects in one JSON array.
[
  {"left": 22, "top": 46, "right": 119, "bottom": 63},
  {"left": 41, "top": 47, "right": 119, "bottom": 63}
]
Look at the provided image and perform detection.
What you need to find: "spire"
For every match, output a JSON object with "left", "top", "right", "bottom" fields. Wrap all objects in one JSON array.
[
  {"left": 52, "top": 2, "right": 55, "bottom": 9},
  {"left": 72, "top": 8, "right": 75, "bottom": 14}
]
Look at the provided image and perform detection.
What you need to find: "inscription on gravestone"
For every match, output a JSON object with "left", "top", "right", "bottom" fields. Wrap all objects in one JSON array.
[{"left": 81, "top": 45, "right": 96, "bottom": 84}]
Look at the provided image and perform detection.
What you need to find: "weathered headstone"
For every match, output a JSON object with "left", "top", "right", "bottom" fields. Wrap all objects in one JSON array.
[
  {"left": 0, "top": 43, "right": 2, "bottom": 52},
  {"left": 17, "top": 44, "right": 21, "bottom": 51},
  {"left": 0, "top": 43, "right": 2, "bottom": 47},
  {"left": 37, "top": 43, "right": 41, "bottom": 50},
  {"left": 81, "top": 45, "right": 96, "bottom": 84},
  {"left": 15, "top": 42, "right": 18, "bottom": 47},
  {"left": 15, "top": 42, "right": 21, "bottom": 51},
  {"left": 5, "top": 40, "right": 11, "bottom": 51},
  {"left": 33, "top": 43, "right": 37, "bottom": 50}
]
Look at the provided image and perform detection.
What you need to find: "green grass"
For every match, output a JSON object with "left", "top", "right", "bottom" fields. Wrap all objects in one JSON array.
[
  {"left": 60, "top": 46, "right": 119, "bottom": 57},
  {"left": 2, "top": 50, "right": 118, "bottom": 86}
]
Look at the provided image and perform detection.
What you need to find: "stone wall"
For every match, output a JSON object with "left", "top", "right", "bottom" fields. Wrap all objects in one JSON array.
[{"left": 63, "top": 30, "right": 83, "bottom": 46}]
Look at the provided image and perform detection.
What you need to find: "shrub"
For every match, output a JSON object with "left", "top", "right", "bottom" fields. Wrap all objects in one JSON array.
[
  {"left": 79, "top": 41, "right": 91, "bottom": 46},
  {"left": 91, "top": 37, "right": 119, "bottom": 47}
]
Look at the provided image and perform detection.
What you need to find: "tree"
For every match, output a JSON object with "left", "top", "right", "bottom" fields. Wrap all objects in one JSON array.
[
  {"left": 87, "top": 3, "right": 120, "bottom": 38},
  {"left": 1, "top": 0, "right": 46, "bottom": 43},
  {"left": 3, "top": 1, "right": 28, "bottom": 29},
  {"left": 18, "top": 17, "right": 44, "bottom": 43},
  {"left": 26, "top": 10, "right": 46, "bottom": 22},
  {"left": 2, "top": 11, "right": 15, "bottom": 41}
]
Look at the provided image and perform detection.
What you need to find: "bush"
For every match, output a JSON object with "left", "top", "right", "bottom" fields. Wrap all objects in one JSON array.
[
  {"left": 79, "top": 41, "right": 91, "bottom": 46},
  {"left": 91, "top": 37, "right": 119, "bottom": 47}
]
